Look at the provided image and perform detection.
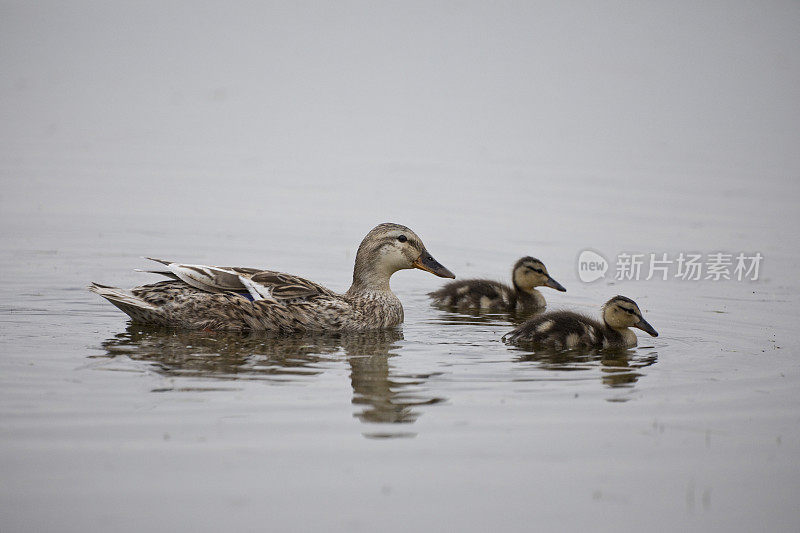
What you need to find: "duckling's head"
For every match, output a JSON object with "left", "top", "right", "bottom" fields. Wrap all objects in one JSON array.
[
  {"left": 512, "top": 257, "right": 566, "bottom": 294},
  {"left": 351, "top": 223, "right": 455, "bottom": 290},
  {"left": 602, "top": 295, "right": 658, "bottom": 336}
]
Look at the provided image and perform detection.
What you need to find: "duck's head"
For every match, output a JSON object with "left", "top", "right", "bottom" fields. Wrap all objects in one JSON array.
[
  {"left": 512, "top": 257, "right": 566, "bottom": 293},
  {"left": 351, "top": 223, "right": 455, "bottom": 290},
  {"left": 602, "top": 295, "right": 658, "bottom": 336}
]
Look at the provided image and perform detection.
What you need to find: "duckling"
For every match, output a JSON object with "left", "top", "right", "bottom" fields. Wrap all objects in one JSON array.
[
  {"left": 503, "top": 295, "right": 658, "bottom": 349},
  {"left": 89, "top": 223, "right": 455, "bottom": 332},
  {"left": 428, "top": 256, "right": 566, "bottom": 312}
]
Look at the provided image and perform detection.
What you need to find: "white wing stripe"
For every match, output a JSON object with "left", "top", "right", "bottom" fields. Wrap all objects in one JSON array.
[
  {"left": 239, "top": 276, "right": 273, "bottom": 301},
  {"left": 168, "top": 264, "right": 244, "bottom": 292}
]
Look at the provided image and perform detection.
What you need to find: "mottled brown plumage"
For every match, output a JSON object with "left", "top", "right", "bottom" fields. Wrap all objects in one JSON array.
[
  {"left": 90, "top": 223, "right": 454, "bottom": 332},
  {"left": 503, "top": 295, "right": 658, "bottom": 350},
  {"left": 428, "top": 256, "right": 566, "bottom": 312}
]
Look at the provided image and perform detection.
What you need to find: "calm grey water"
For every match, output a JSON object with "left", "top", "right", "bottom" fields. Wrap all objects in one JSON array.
[{"left": 2, "top": 2, "right": 799, "bottom": 532}]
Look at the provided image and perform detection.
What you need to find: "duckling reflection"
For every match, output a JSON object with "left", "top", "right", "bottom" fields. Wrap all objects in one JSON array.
[
  {"left": 429, "top": 305, "right": 539, "bottom": 329},
  {"left": 514, "top": 347, "right": 658, "bottom": 389},
  {"left": 97, "top": 325, "right": 444, "bottom": 430},
  {"left": 599, "top": 350, "right": 659, "bottom": 388}
]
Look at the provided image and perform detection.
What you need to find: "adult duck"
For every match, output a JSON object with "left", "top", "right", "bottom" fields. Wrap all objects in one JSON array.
[{"left": 90, "top": 223, "right": 454, "bottom": 332}]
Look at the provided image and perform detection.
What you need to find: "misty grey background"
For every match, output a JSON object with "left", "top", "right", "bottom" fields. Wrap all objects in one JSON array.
[
  {"left": 1, "top": 2, "right": 799, "bottom": 532},
  {"left": 3, "top": 1, "right": 798, "bottom": 226}
]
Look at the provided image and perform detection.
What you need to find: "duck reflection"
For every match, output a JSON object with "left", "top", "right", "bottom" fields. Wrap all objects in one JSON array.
[
  {"left": 349, "top": 353, "right": 444, "bottom": 425},
  {"left": 98, "top": 325, "right": 443, "bottom": 435},
  {"left": 428, "top": 306, "right": 540, "bottom": 327},
  {"left": 101, "top": 325, "right": 337, "bottom": 380},
  {"left": 514, "top": 347, "right": 658, "bottom": 390},
  {"left": 98, "top": 324, "right": 444, "bottom": 437}
]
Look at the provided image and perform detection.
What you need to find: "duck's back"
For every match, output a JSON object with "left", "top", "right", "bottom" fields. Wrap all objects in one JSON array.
[
  {"left": 428, "top": 279, "right": 516, "bottom": 310},
  {"left": 94, "top": 280, "right": 246, "bottom": 330},
  {"left": 504, "top": 311, "right": 623, "bottom": 350}
]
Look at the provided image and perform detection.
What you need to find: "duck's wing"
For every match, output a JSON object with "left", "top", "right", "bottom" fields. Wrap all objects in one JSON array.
[
  {"left": 244, "top": 271, "right": 337, "bottom": 301},
  {"left": 143, "top": 258, "right": 336, "bottom": 302},
  {"left": 144, "top": 258, "right": 259, "bottom": 293}
]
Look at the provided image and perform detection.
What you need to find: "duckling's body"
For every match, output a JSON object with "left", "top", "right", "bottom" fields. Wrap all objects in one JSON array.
[
  {"left": 503, "top": 295, "right": 658, "bottom": 349},
  {"left": 428, "top": 257, "right": 565, "bottom": 312},
  {"left": 90, "top": 223, "right": 454, "bottom": 332},
  {"left": 427, "top": 278, "right": 542, "bottom": 311}
]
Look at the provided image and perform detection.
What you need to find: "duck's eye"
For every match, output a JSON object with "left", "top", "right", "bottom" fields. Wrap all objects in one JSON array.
[
  {"left": 397, "top": 235, "right": 407, "bottom": 243},
  {"left": 528, "top": 267, "right": 543, "bottom": 274}
]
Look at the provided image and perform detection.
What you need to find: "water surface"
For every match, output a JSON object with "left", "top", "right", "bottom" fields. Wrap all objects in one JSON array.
[{"left": 2, "top": 2, "right": 799, "bottom": 532}]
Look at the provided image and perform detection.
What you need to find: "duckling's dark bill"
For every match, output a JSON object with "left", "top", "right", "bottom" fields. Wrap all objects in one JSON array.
[
  {"left": 634, "top": 317, "right": 658, "bottom": 337},
  {"left": 545, "top": 277, "right": 567, "bottom": 292},
  {"left": 413, "top": 253, "right": 455, "bottom": 279}
]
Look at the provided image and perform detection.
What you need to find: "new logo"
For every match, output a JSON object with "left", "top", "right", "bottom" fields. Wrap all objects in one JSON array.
[{"left": 577, "top": 250, "right": 608, "bottom": 282}]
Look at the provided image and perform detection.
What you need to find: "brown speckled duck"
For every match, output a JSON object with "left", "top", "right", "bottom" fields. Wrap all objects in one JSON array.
[
  {"left": 428, "top": 256, "right": 565, "bottom": 312},
  {"left": 89, "top": 223, "right": 454, "bottom": 332},
  {"left": 503, "top": 295, "right": 658, "bottom": 349}
]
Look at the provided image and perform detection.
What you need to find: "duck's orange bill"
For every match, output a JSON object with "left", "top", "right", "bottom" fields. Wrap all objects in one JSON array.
[{"left": 413, "top": 252, "right": 455, "bottom": 279}]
